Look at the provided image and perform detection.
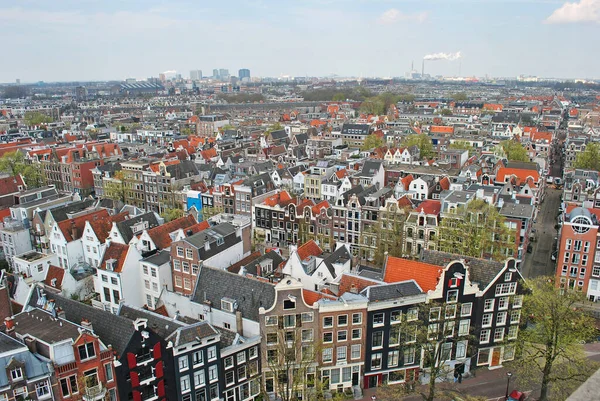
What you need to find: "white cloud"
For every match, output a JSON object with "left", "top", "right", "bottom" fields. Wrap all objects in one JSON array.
[
  {"left": 545, "top": 0, "right": 600, "bottom": 23},
  {"left": 378, "top": 8, "right": 428, "bottom": 24}
]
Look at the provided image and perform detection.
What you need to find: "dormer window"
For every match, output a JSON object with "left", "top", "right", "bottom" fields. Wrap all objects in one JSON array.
[
  {"left": 78, "top": 342, "right": 96, "bottom": 361},
  {"left": 11, "top": 368, "right": 23, "bottom": 381}
]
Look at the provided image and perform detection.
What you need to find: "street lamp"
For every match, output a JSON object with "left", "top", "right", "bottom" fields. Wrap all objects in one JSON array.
[{"left": 505, "top": 372, "right": 513, "bottom": 400}]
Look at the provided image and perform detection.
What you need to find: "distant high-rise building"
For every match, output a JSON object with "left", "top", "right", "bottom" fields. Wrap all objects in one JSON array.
[
  {"left": 159, "top": 73, "right": 166, "bottom": 82},
  {"left": 75, "top": 86, "right": 87, "bottom": 102},
  {"left": 15, "top": 79, "right": 20, "bottom": 85},
  {"left": 213, "top": 69, "right": 220, "bottom": 79},
  {"left": 190, "top": 70, "right": 202, "bottom": 80},
  {"left": 219, "top": 69, "right": 230, "bottom": 80},
  {"left": 238, "top": 69, "right": 250, "bottom": 80}
]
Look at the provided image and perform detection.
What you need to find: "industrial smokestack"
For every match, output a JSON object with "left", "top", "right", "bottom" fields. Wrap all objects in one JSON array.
[{"left": 422, "top": 59, "right": 424, "bottom": 78}]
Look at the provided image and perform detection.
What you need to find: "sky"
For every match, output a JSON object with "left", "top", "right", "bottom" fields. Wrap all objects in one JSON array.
[{"left": 0, "top": 0, "right": 599, "bottom": 82}]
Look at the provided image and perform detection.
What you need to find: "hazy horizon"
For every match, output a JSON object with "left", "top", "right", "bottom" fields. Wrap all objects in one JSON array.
[{"left": 1, "top": 0, "right": 599, "bottom": 82}]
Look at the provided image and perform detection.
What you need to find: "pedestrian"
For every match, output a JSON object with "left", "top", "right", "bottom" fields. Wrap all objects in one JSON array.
[{"left": 371, "top": 396, "right": 376, "bottom": 401}]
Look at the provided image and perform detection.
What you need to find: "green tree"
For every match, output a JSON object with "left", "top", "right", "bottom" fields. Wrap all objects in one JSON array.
[
  {"left": 102, "top": 171, "right": 126, "bottom": 203},
  {"left": 438, "top": 198, "right": 516, "bottom": 261},
  {"left": 397, "top": 93, "right": 416, "bottom": 103},
  {"left": 0, "top": 151, "right": 26, "bottom": 177},
  {"left": 574, "top": 142, "right": 600, "bottom": 171},
  {"left": 499, "top": 140, "right": 529, "bottom": 162},
  {"left": 360, "top": 134, "right": 385, "bottom": 151},
  {"left": 264, "top": 122, "right": 283, "bottom": 136},
  {"left": 440, "top": 108, "right": 452, "bottom": 116},
  {"left": 24, "top": 111, "right": 53, "bottom": 126},
  {"left": 451, "top": 92, "right": 468, "bottom": 101},
  {"left": 161, "top": 207, "right": 185, "bottom": 222},
  {"left": 360, "top": 98, "right": 385, "bottom": 115},
  {"left": 402, "top": 134, "right": 435, "bottom": 160},
  {"left": 21, "top": 164, "right": 46, "bottom": 188},
  {"left": 332, "top": 93, "right": 346, "bottom": 102},
  {"left": 449, "top": 140, "right": 476, "bottom": 155},
  {"left": 512, "top": 277, "right": 599, "bottom": 401}
]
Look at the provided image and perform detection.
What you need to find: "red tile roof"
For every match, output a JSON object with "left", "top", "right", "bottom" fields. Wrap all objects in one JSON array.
[
  {"left": 415, "top": 200, "right": 441, "bottom": 215},
  {"left": 0, "top": 175, "right": 25, "bottom": 196},
  {"left": 335, "top": 169, "right": 348, "bottom": 179},
  {"left": 495, "top": 167, "right": 540, "bottom": 185},
  {"left": 302, "top": 289, "right": 337, "bottom": 305},
  {"left": 430, "top": 125, "right": 454, "bottom": 134},
  {"left": 338, "top": 274, "right": 380, "bottom": 296},
  {"left": 88, "top": 211, "right": 129, "bottom": 244},
  {"left": 312, "top": 200, "right": 330, "bottom": 215},
  {"left": 383, "top": 256, "right": 442, "bottom": 291},
  {"left": 152, "top": 305, "right": 169, "bottom": 317},
  {"left": 297, "top": 240, "right": 323, "bottom": 262},
  {"left": 146, "top": 214, "right": 197, "bottom": 250},
  {"left": 58, "top": 210, "right": 110, "bottom": 242},
  {"left": 188, "top": 220, "right": 210, "bottom": 235},
  {"left": 439, "top": 176, "right": 450, "bottom": 191},
  {"left": 263, "top": 191, "right": 293, "bottom": 207},
  {"left": 100, "top": 243, "right": 129, "bottom": 273},
  {"left": 44, "top": 265, "right": 65, "bottom": 289},
  {"left": 401, "top": 174, "right": 414, "bottom": 189},
  {"left": 227, "top": 251, "right": 263, "bottom": 274}
]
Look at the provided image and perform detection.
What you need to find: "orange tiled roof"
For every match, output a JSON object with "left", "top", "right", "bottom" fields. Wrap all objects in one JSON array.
[
  {"left": 335, "top": 169, "right": 348, "bottom": 179},
  {"left": 338, "top": 274, "right": 380, "bottom": 296},
  {"left": 312, "top": 200, "right": 330, "bottom": 215},
  {"left": 88, "top": 211, "right": 129, "bottom": 243},
  {"left": 383, "top": 256, "right": 442, "bottom": 291},
  {"left": 100, "top": 243, "right": 129, "bottom": 273},
  {"left": 302, "top": 289, "right": 337, "bottom": 305},
  {"left": 263, "top": 191, "right": 292, "bottom": 207},
  {"left": 439, "top": 176, "right": 450, "bottom": 190},
  {"left": 297, "top": 240, "right": 323, "bottom": 261},
  {"left": 0, "top": 175, "right": 25, "bottom": 196},
  {"left": 430, "top": 125, "right": 454, "bottom": 134},
  {"left": 401, "top": 174, "right": 414, "bottom": 189},
  {"left": 495, "top": 167, "right": 540, "bottom": 185},
  {"left": 44, "top": 265, "right": 65, "bottom": 289},
  {"left": 146, "top": 214, "right": 197, "bottom": 250},
  {"left": 415, "top": 200, "right": 441, "bottom": 215},
  {"left": 58, "top": 210, "right": 110, "bottom": 242}
]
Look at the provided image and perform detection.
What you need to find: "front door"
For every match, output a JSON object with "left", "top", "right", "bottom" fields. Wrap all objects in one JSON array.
[
  {"left": 491, "top": 348, "right": 501, "bottom": 366},
  {"left": 352, "top": 372, "right": 359, "bottom": 386},
  {"left": 368, "top": 375, "right": 379, "bottom": 388}
]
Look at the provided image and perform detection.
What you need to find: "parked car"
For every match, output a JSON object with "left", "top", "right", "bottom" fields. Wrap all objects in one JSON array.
[{"left": 508, "top": 390, "right": 527, "bottom": 401}]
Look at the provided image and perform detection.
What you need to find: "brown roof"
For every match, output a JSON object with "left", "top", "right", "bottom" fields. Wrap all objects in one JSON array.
[
  {"left": 88, "top": 211, "right": 130, "bottom": 243},
  {"left": 297, "top": 240, "right": 323, "bottom": 261},
  {"left": 227, "top": 251, "right": 262, "bottom": 274},
  {"left": 99, "top": 243, "right": 129, "bottom": 273},
  {"left": 146, "top": 214, "right": 197, "bottom": 250},
  {"left": 58, "top": 209, "right": 110, "bottom": 242},
  {"left": 43, "top": 265, "right": 65, "bottom": 289},
  {"left": 0, "top": 175, "right": 25, "bottom": 196}
]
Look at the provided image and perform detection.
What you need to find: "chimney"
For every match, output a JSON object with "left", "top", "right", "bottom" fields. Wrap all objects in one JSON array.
[
  {"left": 71, "top": 221, "right": 78, "bottom": 240},
  {"left": 204, "top": 236, "right": 210, "bottom": 252},
  {"left": 25, "top": 337, "right": 37, "bottom": 353},
  {"left": 81, "top": 318, "right": 93, "bottom": 332},
  {"left": 421, "top": 59, "right": 425, "bottom": 78},
  {"left": 5, "top": 317, "right": 15, "bottom": 333},
  {"left": 56, "top": 306, "right": 66, "bottom": 320},
  {"left": 235, "top": 310, "right": 244, "bottom": 336}
]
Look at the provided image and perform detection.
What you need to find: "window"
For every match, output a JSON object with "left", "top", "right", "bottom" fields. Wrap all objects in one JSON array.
[
  {"left": 302, "top": 329, "right": 313, "bottom": 342},
  {"left": 323, "top": 316, "right": 333, "bottom": 328},
  {"left": 498, "top": 297, "right": 509, "bottom": 310},
  {"left": 388, "top": 350, "right": 399, "bottom": 367},
  {"left": 60, "top": 378, "right": 70, "bottom": 397},
  {"left": 194, "top": 370, "right": 205, "bottom": 387},
  {"left": 495, "top": 282, "right": 517, "bottom": 296},
  {"left": 323, "top": 348, "right": 333, "bottom": 363},
  {"left": 459, "top": 319, "right": 470, "bottom": 336},
  {"left": 265, "top": 316, "right": 278, "bottom": 326},
  {"left": 238, "top": 365, "right": 247, "bottom": 381},
  {"left": 208, "top": 346, "right": 216, "bottom": 360},
  {"left": 337, "top": 346, "right": 347, "bottom": 361},
  {"left": 283, "top": 314, "right": 295, "bottom": 328},
  {"left": 407, "top": 307, "right": 418, "bottom": 321},
  {"left": 404, "top": 347, "right": 416, "bottom": 364},
  {"left": 179, "top": 356, "right": 189, "bottom": 371},
  {"left": 429, "top": 307, "right": 441, "bottom": 321},
  {"left": 504, "top": 345, "right": 516, "bottom": 361},
  {"left": 512, "top": 295, "right": 523, "bottom": 308},
  {"left": 480, "top": 329, "right": 490, "bottom": 343},
  {"left": 441, "top": 342, "right": 453, "bottom": 361},
  {"left": 352, "top": 313, "right": 362, "bottom": 324},
  {"left": 69, "top": 375, "right": 78, "bottom": 394},
  {"left": 338, "top": 315, "right": 348, "bottom": 326},
  {"left": 323, "top": 332, "right": 333, "bottom": 343},
  {"left": 225, "top": 371, "right": 235, "bottom": 386},
  {"left": 177, "top": 247, "right": 184, "bottom": 257},
  {"left": 36, "top": 381, "right": 50, "bottom": 398},
  {"left": 210, "top": 384, "right": 219, "bottom": 400},
  {"left": 174, "top": 260, "right": 181, "bottom": 271},
  {"left": 186, "top": 248, "right": 194, "bottom": 259},
  {"left": 78, "top": 342, "right": 96, "bottom": 361},
  {"left": 456, "top": 340, "right": 468, "bottom": 359},
  {"left": 209, "top": 365, "right": 218, "bottom": 382},
  {"left": 283, "top": 299, "right": 296, "bottom": 310},
  {"left": 482, "top": 313, "right": 492, "bottom": 327},
  {"left": 391, "top": 310, "right": 402, "bottom": 323},
  {"left": 371, "top": 353, "right": 382, "bottom": 370},
  {"left": 266, "top": 333, "right": 278, "bottom": 345},
  {"left": 352, "top": 328, "right": 361, "bottom": 340},
  {"left": 494, "top": 328, "right": 505, "bottom": 341},
  {"left": 351, "top": 344, "right": 361, "bottom": 360},
  {"left": 484, "top": 299, "right": 495, "bottom": 312},
  {"left": 237, "top": 352, "right": 246, "bottom": 364},
  {"left": 510, "top": 310, "right": 521, "bottom": 324},
  {"left": 504, "top": 272, "right": 512, "bottom": 281},
  {"left": 267, "top": 349, "right": 278, "bottom": 363},
  {"left": 428, "top": 323, "right": 439, "bottom": 340},
  {"left": 193, "top": 351, "right": 203, "bottom": 366},
  {"left": 104, "top": 363, "right": 113, "bottom": 382},
  {"left": 181, "top": 375, "right": 191, "bottom": 392},
  {"left": 372, "top": 331, "right": 383, "bottom": 348},
  {"left": 447, "top": 289, "right": 459, "bottom": 303},
  {"left": 444, "top": 321, "right": 455, "bottom": 337},
  {"left": 373, "top": 313, "right": 384, "bottom": 326},
  {"left": 445, "top": 305, "right": 457, "bottom": 319},
  {"left": 508, "top": 325, "right": 519, "bottom": 339},
  {"left": 301, "top": 312, "right": 314, "bottom": 322},
  {"left": 337, "top": 330, "right": 347, "bottom": 342}
]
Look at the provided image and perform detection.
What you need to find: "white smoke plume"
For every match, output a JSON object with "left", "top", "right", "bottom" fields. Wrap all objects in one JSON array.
[
  {"left": 162, "top": 70, "right": 177, "bottom": 74},
  {"left": 423, "top": 52, "right": 462, "bottom": 61}
]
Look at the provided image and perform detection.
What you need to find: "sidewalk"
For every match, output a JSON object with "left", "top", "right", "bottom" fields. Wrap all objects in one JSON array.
[{"left": 360, "top": 365, "right": 526, "bottom": 401}]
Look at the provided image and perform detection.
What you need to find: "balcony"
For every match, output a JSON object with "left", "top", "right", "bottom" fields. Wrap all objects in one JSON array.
[{"left": 82, "top": 384, "right": 107, "bottom": 401}]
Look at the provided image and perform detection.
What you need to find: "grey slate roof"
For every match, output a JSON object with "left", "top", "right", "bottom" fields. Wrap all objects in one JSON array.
[
  {"left": 191, "top": 266, "right": 276, "bottom": 322},
  {"left": 48, "top": 199, "right": 95, "bottom": 223},
  {"left": 118, "top": 305, "right": 183, "bottom": 339},
  {"left": 142, "top": 250, "right": 171, "bottom": 266},
  {"left": 242, "top": 251, "right": 285, "bottom": 277},
  {"left": 167, "top": 322, "right": 219, "bottom": 347},
  {"left": 0, "top": 331, "right": 24, "bottom": 354},
  {"left": 213, "top": 326, "right": 238, "bottom": 348},
  {"left": 361, "top": 280, "right": 423, "bottom": 302},
  {"left": 341, "top": 124, "right": 370, "bottom": 136},
  {"left": 420, "top": 249, "right": 507, "bottom": 290},
  {"left": 166, "top": 160, "right": 199, "bottom": 178},
  {"left": 320, "top": 245, "right": 352, "bottom": 278},
  {"left": 0, "top": 333, "right": 52, "bottom": 387},
  {"left": 28, "top": 287, "right": 136, "bottom": 356},
  {"left": 184, "top": 223, "right": 241, "bottom": 261},
  {"left": 115, "top": 212, "right": 160, "bottom": 243}
]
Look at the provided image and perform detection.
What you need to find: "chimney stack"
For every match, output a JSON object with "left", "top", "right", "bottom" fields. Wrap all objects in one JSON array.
[
  {"left": 56, "top": 307, "right": 66, "bottom": 319},
  {"left": 422, "top": 59, "right": 425, "bottom": 78},
  {"left": 71, "top": 221, "right": 78, "bottom": 240},
  {"left": 5, "top": 317, "right": 15, "bottom": 333},
  {"left": 81, "top": 318, "right": 93, "bottom": 332},
  {"left": 235, "top": 310, "right": 244, "bottom": 336}
]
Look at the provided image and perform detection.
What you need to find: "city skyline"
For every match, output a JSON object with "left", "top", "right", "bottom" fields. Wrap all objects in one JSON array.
[{"left": 0, "top": 0, "right": 599, "bottom": 82}]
